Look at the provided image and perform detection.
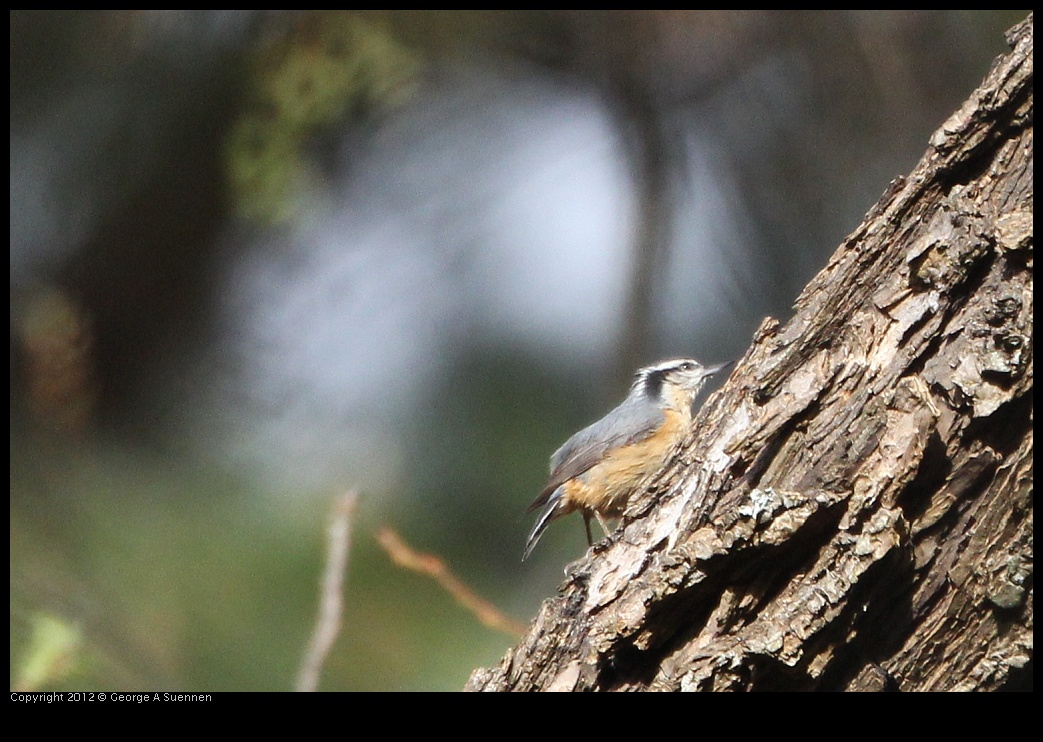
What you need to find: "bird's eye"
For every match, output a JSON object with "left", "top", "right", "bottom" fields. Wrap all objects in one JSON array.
[{"left": 681, "top": 362, "right": 694, "bottom": 371}]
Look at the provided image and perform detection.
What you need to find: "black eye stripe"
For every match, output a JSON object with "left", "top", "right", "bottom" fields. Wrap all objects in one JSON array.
[
  {"left": 634, "top": 359, "right": 703, "bottom": 397},
  {"left": 643, "top": 368, "right": 667, "bottom": 398}
]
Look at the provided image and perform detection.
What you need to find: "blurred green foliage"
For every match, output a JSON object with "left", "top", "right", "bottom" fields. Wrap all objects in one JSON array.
[
  {"left": 12, "top": 613, "right": 83, "bottom": 691},
  {"left": 227, "top": 13, "right": 419, "bottom": 223}
]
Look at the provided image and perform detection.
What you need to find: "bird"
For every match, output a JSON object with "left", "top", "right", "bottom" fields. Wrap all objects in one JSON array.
[{"left": 523, "top": 357, "right": 733, "bottom": 560}]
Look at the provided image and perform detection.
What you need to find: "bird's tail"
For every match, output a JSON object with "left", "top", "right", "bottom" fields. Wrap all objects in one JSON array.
[{"left": 522, "top": 489, "right": 562, "bottom": 561}]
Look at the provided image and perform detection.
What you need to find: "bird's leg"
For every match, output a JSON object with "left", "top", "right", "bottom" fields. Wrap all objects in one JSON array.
[{"left": 583, "top": 511, "right": 613, "bottom": 547}]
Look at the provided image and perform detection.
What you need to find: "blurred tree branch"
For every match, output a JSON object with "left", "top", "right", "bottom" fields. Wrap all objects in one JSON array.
[
  {"left": 378, "top": 527, "right": 528, "bottom": 638},
  {"left": 297, "top": 490, "right": 358, "bottom": 692},
  {"left": 468, "top": 13, "right": 1032, "bottom": 692}
]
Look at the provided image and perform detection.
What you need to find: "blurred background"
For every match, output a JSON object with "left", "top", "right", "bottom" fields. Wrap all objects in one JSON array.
[{"left": 10, "top": 10, "right": 1026, "bottom": 691}]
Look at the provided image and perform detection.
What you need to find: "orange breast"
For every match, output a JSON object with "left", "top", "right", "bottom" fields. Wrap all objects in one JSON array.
[{"left": 561, "top": 408, "right": 686, "bottom": 517}]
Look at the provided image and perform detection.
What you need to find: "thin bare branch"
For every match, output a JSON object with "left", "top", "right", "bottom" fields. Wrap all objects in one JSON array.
[
  {"left": 377, "top": 526, "right": 527, "bottom": 638},
  {"left": 296, "top": 490, "right": 359, "bottom": 692}
]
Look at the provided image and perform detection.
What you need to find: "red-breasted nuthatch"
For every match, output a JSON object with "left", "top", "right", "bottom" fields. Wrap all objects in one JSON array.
[{"left": 523, "top": 357, "right": 732, "bottom": 560}]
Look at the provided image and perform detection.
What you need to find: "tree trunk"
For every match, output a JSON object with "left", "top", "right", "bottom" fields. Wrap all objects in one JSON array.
[{"left": 467, "top": 14, "right": 1032, "bottom": 692}]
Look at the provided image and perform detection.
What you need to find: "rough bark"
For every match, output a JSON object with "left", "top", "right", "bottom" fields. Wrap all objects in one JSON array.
[{"left": 467, "top": 15, "right": 1032, "bottom": 692}]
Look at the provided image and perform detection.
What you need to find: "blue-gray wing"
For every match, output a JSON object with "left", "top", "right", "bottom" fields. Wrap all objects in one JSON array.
[{"left": 527, "top": 396, "right": 664, "bottom": 512}]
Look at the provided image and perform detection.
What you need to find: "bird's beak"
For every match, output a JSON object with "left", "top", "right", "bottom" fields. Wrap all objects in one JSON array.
[{"left": 707, "top": 360, "right": 736, "bottom": 377}]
